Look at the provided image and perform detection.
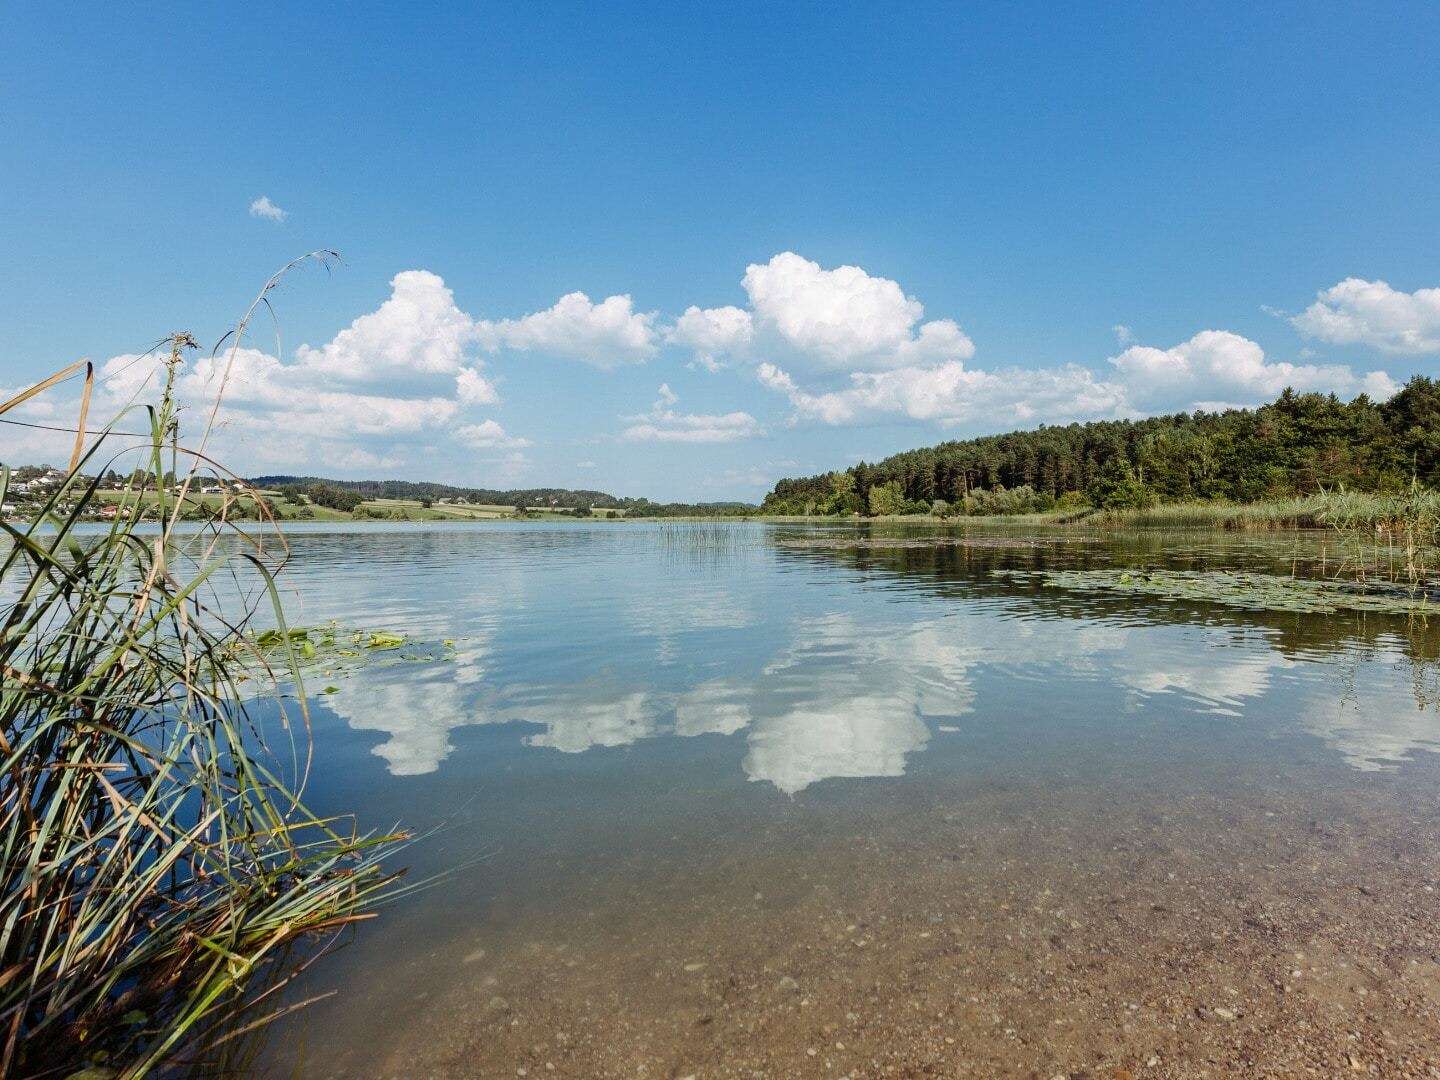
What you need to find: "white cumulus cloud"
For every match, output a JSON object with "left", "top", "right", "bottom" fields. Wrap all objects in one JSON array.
[
  {"left": 740, "top": 252, "right": 975, "bottom": 371},
  {"left": 1291, "top": 278, "right": 1440, "bottom": 355},
  {"left": 622, "top": 412, "right": 762, "bottom": 444},
  {"left": 758, "top": 325, "right": 1397, "bottom": 429},
  {"left": 89, "top": 270, "right": 531, "bottom": 472},
  {"left": 621, "top": 384, "right": 762, "bottom": 443},
  {"left": 668, "top": 305, "right": 754, "bottom": 370},
  {"left": 1110, "top": 329, "right": 1397, "bottom": 407},
  {"left": 138, "top": 348, "right": 464, "bottom": 435},
  {"left": 454, "top": 420, "right": 531, "bottom": 449},
  {"left": 455, "top": 366, "right": 499, "bottom": 405},
  {"left": 248, "top": 195, "right": 287, "bottom": 222},
  {"left": 758, "top": 360, "right": 1129, "bottom": 427},
  {"left": 476, "top": 291, "right": 657, "bottom": 369},
  {"left": 296, "top": 270, "right": 480, "bottom": 382}
]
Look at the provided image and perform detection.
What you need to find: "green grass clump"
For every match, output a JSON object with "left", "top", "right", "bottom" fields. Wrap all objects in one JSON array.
[{"left": 1, "top": 276, "right": 408, "bottom": 1075}]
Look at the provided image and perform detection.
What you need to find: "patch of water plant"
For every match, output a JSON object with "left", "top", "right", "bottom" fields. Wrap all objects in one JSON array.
[
  {"left": 243, "top": 620, "right": 458, "bottom": 688},
  {"left": 778, "top": 536, "right": 1066, "bottom": 550},
  {"left": 991, "top": 567, "right": 1440, "bottom": 615}
]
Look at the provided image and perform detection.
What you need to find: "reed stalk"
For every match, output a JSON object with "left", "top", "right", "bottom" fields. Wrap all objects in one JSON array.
[{"left": 1, "top": 260, "right": 408, "bottom": 1077}]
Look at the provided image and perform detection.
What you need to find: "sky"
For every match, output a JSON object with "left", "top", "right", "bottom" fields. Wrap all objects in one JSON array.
[{"left": 2, "top": 1, "right": 1439, "bottom": 501}]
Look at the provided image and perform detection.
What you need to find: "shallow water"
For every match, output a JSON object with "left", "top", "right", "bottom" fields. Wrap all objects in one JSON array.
[{"left": 242, "top": 521, "right": 1440, "bottom": 1077}]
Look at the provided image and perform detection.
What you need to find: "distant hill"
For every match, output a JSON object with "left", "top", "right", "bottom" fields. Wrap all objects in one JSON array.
[{"left": 248, "top": 476, "right": 626, "bottom": 509}]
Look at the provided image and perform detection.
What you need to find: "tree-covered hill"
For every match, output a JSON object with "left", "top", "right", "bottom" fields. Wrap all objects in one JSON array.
[
  {"left": 248, "top": 476, "right": 626, "bottom": 510},
  {"left": 761, "top": 377, "right": 1440, "bottom": 515}
]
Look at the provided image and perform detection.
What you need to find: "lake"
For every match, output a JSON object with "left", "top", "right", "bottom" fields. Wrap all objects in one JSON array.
[{"left": 251, "top": 521, "right": 1440, "bottom": 1077}]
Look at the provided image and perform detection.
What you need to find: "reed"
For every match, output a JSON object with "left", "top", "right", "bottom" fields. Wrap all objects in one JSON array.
[
  {"left": 0, "top": 264, "right": 408, "bottom": 1076},
  {"left": 1086, "top": 491, "right": 1434, "bottom": 534},
  {"left": 1089, "top": 497, "right": 1326, "bottom": 530},
  {"left": 1313, "top": 485, "right": 1440, "bottom": 584},
  {"left": 1075, "top": 489, "right": 1440, "bottom": 583}
]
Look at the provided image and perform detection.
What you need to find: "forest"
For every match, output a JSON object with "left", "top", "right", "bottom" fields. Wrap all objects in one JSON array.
[{"left": 760, "top": 377, "right": 1440, "bottom": 515}]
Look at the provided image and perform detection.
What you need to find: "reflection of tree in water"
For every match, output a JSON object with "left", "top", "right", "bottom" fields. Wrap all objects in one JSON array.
[
  {"left": 771, "top": 527, "right": 1440, "bottom": 659},
  {"left": 1410, "top": 626, "right": 1440, "bottom": 712},
  {"left": 770, "top": 526, "right": 1440, "bottom": 730}
]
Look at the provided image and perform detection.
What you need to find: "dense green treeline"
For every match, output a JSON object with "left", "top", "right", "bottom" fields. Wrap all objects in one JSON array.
[
  {"left": 761, "top": 378, "right": 1440, "bottom": 515},
  {"left": 279, "top": 481, "right": 364, "bottom": 512},
  {"left": 624, "top": 499, "right": 758, "bottom": 517}
]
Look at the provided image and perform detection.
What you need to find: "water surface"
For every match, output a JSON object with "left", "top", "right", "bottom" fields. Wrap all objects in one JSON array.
[{"left": 250, "top": 521, "right": 1440, "bottom": 1077}]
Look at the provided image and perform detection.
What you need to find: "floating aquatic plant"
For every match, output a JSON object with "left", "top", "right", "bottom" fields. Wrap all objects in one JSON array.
[
  {"left": 245, "top": 622, "right": 457, "bottom": 686},
  {"left": 992, "top": 567, "right": 1439, "bottom": 615},
  {"left": 777, "top": 536, "right": 1069, "bottom": 551}
]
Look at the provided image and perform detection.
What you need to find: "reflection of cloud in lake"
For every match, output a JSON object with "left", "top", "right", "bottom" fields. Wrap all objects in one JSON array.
[
  {"left": 520, "top": 691, "right": 661, "bottom": 753},
  {"left": 741, "top": 614, "right": 979, "bottom": 793},
  {"left": 321, "top": 602, "right": 499, "bottom": 775},
  {"left": 1299, "top": 649, "right": 1440, "bottom": 771},
  {"left": 451, "top": 628, "right": 494, "bottom": 686},
  {"left": 324, "top": 559, "right": 1440, "bottom": 787},
  {"left": 673, "top": 679, "right": 751, "bottom": 737},
  {"left": 501, "top": 615, "right": 976, "bottom": 790},
  {"left": 627, "top": 585, "right": 756, "bottom": 665},
  {"left": 744, "top": 697, "right": 930, "bottom": 795},
  {"left": 899, "top": 623, "right": 985, "bottom": 717},
  {"left": 975, "top": 618, "right": 1288, "bottom": 717},
  {"left": 1307, "top": 705, "right": 1440, "bottom": 771},
  {"left": 325, "top": 672, "right": 489, "bottom": 776},
  {"left": 1115, "top": 639, "right": 1290, "bottom": 715}
]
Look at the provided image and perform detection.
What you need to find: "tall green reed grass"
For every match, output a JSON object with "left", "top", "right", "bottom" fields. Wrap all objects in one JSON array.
[
  {"left": 1087, "top": 489, "right": 1440, "bottom": 583},
  {"left": 1314, "top": 485, "right": 1440, "bottom": 584},
  {"left": 1, "top": 259, "right": 408, "bottom": 1077},
  {"left": 1089, "top": 497, "right": 1327, "bottom": 530}
]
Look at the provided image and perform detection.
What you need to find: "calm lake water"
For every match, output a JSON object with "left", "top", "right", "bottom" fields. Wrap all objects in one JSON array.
[{"left": 245, "top": 521, "right": 1440, "bottom": 1077}]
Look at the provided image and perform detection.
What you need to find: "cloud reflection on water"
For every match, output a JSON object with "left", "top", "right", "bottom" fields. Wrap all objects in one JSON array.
[
  {"left": 740, "top": 614, "right": 974, "bottom": 793},
  {"left": 326, "top": 672, "right": 488, "bottom": 776},
  {"left": 673, "top": 679, "right": 752, "bottom": 737},
  {"left": 520, "top": 691, "right": 662, "bottom": 753},
  {"left": 1297, "top": 643, "right": 1440, "bottom": 770},
  {"left": 297, "top": 524, "right": 1440, "bottom": 786}
]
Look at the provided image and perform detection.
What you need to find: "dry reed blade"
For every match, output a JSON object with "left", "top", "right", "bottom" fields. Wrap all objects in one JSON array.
[
  {"left": 0, "top": 359, "right": 87, "bottom": 418},
  {"left": 68, "top": 361, "right": 94, "bottom": 473}
]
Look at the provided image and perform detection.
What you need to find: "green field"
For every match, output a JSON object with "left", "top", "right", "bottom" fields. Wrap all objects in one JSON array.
[
  {"left": 353, "top": 498, "right": 608, "bottom": 521},
  {"left": 69, "top": 488, "right": 631, "bottom": 523}
]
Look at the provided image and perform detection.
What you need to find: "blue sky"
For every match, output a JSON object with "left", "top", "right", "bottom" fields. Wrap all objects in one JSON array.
[{"left": 3, "top": 2, "right": 1439, "bottom": 500}]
